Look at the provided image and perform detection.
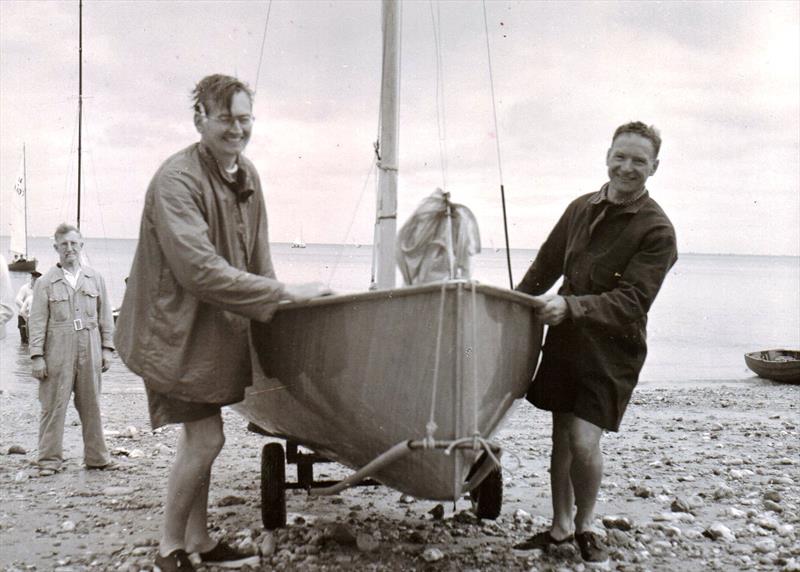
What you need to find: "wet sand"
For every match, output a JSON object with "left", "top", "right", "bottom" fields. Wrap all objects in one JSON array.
[{"left": 1, "top": 350, "right": 798, "bottom": 571}]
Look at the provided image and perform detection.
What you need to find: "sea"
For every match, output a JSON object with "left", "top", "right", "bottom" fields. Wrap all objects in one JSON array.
[{"left": 1, "top": 236, "right": 798, "bottom": 388}]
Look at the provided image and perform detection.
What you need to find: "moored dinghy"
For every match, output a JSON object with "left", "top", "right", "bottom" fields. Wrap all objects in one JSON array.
[{"left": 744, "top": 349, "right": 800, "bottom": 384}]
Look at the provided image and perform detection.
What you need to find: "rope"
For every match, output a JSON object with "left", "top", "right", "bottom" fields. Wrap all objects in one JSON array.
[
  {"left": 253, "top": 0, "right": 273, "bottom": 92},
  {"left": 424, "top": 281, "right": 449, "bottom": 448},
  {"left": 481, "top": 0, "right": 514, "bottom": 288}
]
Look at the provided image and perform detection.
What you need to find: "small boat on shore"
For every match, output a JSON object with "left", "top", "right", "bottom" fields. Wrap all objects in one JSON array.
[{"left": 744, "top": 349, "right": 800, "bottom": 384}]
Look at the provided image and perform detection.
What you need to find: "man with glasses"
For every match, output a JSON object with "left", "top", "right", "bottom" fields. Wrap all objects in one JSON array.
[
  {"left": 115, "top": 74, "right": 329, "bottom": 571},
  {"left": 28, "top": 223, "right": 117, "bottom": 477}
]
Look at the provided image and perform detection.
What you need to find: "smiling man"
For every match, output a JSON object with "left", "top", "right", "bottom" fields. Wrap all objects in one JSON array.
[
  {"left": 115, "top": 74, "right": 329, "bottom": 571},
  {"left": 514, "top": 122, "right": 677, "bottom": 563}
]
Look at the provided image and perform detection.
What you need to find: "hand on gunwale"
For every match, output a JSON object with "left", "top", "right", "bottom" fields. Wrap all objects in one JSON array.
[{"left": 282, "top": 282, "right": 333, "bottom": 303}]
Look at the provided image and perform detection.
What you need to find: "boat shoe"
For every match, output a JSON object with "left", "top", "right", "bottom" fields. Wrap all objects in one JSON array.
[
  {"left": 154, "top": 549, "right": 195, "bottom": 571},
  {"left": 198, "top": 541, "right": 260, "bottom": 569},
  {"left": 575, "top": 531, "right": 609, "bottom": 563},
  {"left": 513, "top": 530, "right": 574, "bottom": 550}
]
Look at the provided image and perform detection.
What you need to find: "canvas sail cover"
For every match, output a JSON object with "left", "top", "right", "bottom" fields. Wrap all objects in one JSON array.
[
  {"left": 9, "top": 154, "right": 26, "bottom": 256},
  {"left": 396, "top": 188, "right": 481, "bottom": 285}
]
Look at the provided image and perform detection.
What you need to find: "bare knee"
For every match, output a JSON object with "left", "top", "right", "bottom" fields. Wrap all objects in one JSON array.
[
  {"left": 567, "top": 418, "right": 603, "bottom": 463},
  {"left": 183, "top": 414, "right": 225, "bottom": 459}
]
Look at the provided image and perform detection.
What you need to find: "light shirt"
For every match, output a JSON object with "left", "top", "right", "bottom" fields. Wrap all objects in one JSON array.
[{"left": 63, "top": 267, "right": 82, "bottom": 290}]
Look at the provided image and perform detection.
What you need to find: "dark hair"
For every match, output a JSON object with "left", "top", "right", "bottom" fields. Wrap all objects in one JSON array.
[
  {"left": 191, "top": 74, "right": 254, "bottom": 116},
  {"left": 54, "top": 222, "right": 81, "bottom": 240},
  {"left": 612, "top": 122, "right": 661, "bottom": 158}
]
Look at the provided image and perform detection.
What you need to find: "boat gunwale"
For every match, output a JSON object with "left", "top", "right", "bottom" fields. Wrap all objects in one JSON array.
[{"left": 270, "top": 280, "right": 546, "bottom": 313}]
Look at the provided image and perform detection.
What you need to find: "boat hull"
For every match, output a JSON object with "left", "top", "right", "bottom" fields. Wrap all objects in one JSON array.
[
  {"left": 8, "top": 257, "right": 37, "bottom": 273},
  {"left": 744, "top": 349, "right": 800, "bottom": 384},
  {"left": 233, "top": 281, "right": 542, "bottom": 501}
]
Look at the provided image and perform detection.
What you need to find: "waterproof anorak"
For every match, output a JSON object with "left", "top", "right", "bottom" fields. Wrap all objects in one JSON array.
[
  {"left": 517, "top": 186, "right": 677, "bottom": 430},
  {"left": 115, "top": 143, "right": 284, "bottom": 404}
]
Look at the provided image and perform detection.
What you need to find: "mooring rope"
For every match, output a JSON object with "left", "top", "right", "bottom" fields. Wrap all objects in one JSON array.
[{"left": 424, "top": 281, "right": 449, "bottom": 448}]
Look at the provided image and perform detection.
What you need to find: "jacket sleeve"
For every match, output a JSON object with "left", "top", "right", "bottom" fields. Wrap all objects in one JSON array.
[
  {"left": 28, "top": 278, "right": 49, "bottom": 358},
  {"left": 96, "top": 273, "right": 115, "bottom": 350},
  {"left": 152, "top": 171, "right": 285, "bottom": 322},
  {"left": 564, "top": 226, "right": 677, "bottom": 328},
  {"left": 516, "top": 206, "right": 570, "bottom": 296}
]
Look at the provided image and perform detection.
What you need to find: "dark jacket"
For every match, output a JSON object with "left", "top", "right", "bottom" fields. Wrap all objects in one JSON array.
[
  {"left": 115, "top": 143, "right": 284, "bottom": 404},
  {"left": 517, "top": 186, "right": 677, "bottom": 427}
]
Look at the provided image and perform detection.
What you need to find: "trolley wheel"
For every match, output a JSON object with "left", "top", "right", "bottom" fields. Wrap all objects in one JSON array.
[
  {"left": 472, "top": 466, "right": 503, "bottom": 520},
  {"left": 261, "top": 442, "right": 287, "bottom": 530}
]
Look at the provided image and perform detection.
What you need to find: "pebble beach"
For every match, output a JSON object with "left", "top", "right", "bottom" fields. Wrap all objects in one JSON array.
[{"left": 1, "top": 355, "right": 798, "bottom": 571}]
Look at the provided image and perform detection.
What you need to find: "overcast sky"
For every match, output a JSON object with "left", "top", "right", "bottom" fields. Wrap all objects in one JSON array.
[{"left": 1, "top": 0, "right": 798, "bottom": 255}]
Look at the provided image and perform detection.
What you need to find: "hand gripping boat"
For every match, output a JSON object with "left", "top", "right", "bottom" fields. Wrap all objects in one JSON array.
[{"left": 233, "top": 281, "right": 542, "bottom": 528}]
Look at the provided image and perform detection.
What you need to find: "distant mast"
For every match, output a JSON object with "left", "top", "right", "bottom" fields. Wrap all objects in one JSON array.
[
  {"left": 77, "top": 0, "right": 83, "bottom": 230},
  {"left": 23, "top": 143, "right": 28, "bottom": 256},
  {"left": 374, "top": 0, "right": 400, "bottom": 289}
]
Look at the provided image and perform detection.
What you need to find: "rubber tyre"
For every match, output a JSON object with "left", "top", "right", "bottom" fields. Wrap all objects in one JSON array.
[
  {"left": 261, "top": 442, "right": 287, "bottom": 530},
  {"left": 473, "top": 467, "right": 503, "bottom": 520}
]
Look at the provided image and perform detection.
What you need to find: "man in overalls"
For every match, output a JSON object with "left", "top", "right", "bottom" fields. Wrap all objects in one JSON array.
[
  {"left": 515, "top": 122, "right": 678, "bottom": 563},
  {"left": 29, "top": 223, "right": 116, "bottom": 477}
]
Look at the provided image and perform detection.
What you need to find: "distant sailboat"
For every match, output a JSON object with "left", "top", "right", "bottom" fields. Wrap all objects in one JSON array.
[
  {"left": 291, "top": 224, "right": 307, "bottom": 248},
  {"left": 7, "top": 145, "right": 37, "bottom": 273}
]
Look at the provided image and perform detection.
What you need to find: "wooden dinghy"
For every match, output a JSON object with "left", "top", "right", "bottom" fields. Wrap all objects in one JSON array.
[
  {"left": 233, "top": 281, "right": 541, "bottom": 521},
  {"left": 744, "top": 349, "right": 800, "bottom": 384}
]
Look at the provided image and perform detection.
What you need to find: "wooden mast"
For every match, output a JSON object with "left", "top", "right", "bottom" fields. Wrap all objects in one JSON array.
[
  {"left": 77, "top": 0, "right": 83, "bottom": 230},
  {"left": 23, "top": 143, "right": 28, "bottom": 257},
  {"left": 374, "top": 0, "right": 400, "bottom": 289}
]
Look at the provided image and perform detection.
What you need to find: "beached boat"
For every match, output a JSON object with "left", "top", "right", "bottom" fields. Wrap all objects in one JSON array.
[
  {"left": 744, "top": 349, "right": 800, "bottom": 384},
  {"left": 233, "top": 0, "right": 542, "bottom": 529},
  {"left": 7, "top": 145, "right": 38, "bottom": 273}
]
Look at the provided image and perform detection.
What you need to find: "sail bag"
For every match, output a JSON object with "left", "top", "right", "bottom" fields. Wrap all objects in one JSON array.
[{"left": 396, "top": 188, "right": 481, "bottom": 285}]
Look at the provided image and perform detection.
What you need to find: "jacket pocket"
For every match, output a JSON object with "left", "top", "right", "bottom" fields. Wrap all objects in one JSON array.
[
  {"left": 80, "top": 285, "right": 99, "bottom": 318},
  {"left": 49, "top": 292, "right": 71, "bottom": 322},
  {"left": 590, "top": 263, "right": 622, "bottom": 293}
]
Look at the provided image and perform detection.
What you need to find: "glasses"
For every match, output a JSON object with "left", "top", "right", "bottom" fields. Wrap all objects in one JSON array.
[{"left": 208, "top": 114, "right": 255, "bottom": 128}]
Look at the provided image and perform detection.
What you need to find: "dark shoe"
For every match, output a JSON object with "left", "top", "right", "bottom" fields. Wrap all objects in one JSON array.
[
  {"left": 86, "top": 460, "right": 121, "bottom": 471},
  {"left": 513, "top": 530, "right": 574, "bottom": 550},
  {"left": 154, "top": 549, "right": 195, "bottom": 571},
  {"left": 575, "top": 531, "right": 609, "bottom": 563},
  {"left": 199, "top": 541, "right": 260, "bottom": 569}
]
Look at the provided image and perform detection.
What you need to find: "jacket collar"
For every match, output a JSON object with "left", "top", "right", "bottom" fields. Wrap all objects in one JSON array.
[
  {"left": 198, "top": 142, "right": 256, "bottom": 201},
  {"left": 589, "top": 183, "right": 649, "bottom": 214}
]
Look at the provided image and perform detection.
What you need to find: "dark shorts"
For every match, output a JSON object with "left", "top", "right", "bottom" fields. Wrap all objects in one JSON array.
[
  {"left": 527, "top": 360, "right": 635, "bottom": 432},
  {"left": 145, "top": 387, "right": 222, "bottom": 429}
]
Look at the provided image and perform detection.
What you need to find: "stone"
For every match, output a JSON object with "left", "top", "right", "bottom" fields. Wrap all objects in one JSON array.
[
  {"left": 764, "top": 490, "right": 782, "bottom": 503},
  {"left": 428, "top": 504, "right": 444, "bottom": 520},
  {"left": 356, "top": 533, "right": 380, "bottom": 552},
  {"left": 754, "top": 538, "right": 777, "bottom": 553},
  {"left": 61, "top": 521, "right": 76, "bottom": 532},
  {"left": 128, "top": 449, "right": 145, "bottom": 458},
  {"left": 8, "top": 445, "right": 27, "bottom": 455},
  {"left": 102, "top": 486, "right": 135, "bottom": 497},
  {"left": 513, "top": 508, "right": 532, "bottom": 523},
  {"left": 764, "top": 500, "right": 783, "bottom": 513},
  {"left": 326, "top": 523, "right": 356, "bottom": 545},
  {"left": 259, "top": 533, "right": 276, "bottom": 557},
  {"left": 217, "top": 495, "right": 246, "bottom": 507},
  {"left": 713, "top": 484, "right": 735, "bottom": 500},
  {"left": 704, "top": 522, "right": 735, "bottom": 542},
  {"left": 602, "top": 515, "right": 633, "bottom": 531},
  {"left": 422, "top": 547, "right": 444, "bottom": 562},
  {"left": 14, "top": 470, "right": 28, "bottom": 482},
  {"left": 777, "top": 524, "right": 795, "bottom": 537},
  {"left": 634, "top": 486, "right": 653, "bottom": 498}
]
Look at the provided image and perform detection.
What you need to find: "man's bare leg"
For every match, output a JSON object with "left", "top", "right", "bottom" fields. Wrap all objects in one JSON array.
[
  {"left": 550, "top": 412, "right": 576, "bottom": 539},
  {"left": 567, "top": 415, "right": 604, "bottom": 532},
  {"left": 184, "top": 466, "right": 215, "bottom": 553},
  {"left": 158, "top": 414, "right": 225, "bottom": 557}
]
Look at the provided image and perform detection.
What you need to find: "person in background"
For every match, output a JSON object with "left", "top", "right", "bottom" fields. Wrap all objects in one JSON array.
[
  {"left": 15, "top": 270, "right": 41, "bottom": 344},
  {"left": 514, "top": 122, "right": 677, "bottom": 564},
  {"left": 0, "top": 255, "right": 15, "bottom": 340},
  {"left": 115, "top": 74, "right": 330, "bottom": 572},
  {"left": 28, "top": 223, "right": 117, "bottom": 477}
]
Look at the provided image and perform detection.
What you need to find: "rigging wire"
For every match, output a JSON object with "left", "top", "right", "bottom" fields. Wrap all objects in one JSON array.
[
  {"left": 428, "top": 1, "right": 448, "bottom": 191},
  {"left": 481, "top": 0, "right": 514, "bottom": 288},
  {"left": 253, "top": 0, "right": 273, "bottom": 92},
  {"left": 326, "top": 158, "right": 377, "bottom": 288}
]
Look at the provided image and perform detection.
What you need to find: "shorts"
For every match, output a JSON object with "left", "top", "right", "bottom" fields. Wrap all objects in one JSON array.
[
  {"left": 145, "top": 387, "right": 222, "bottom": 429},
  {"left": 526, "top": 358, "right": 635, "bottom": 432}
]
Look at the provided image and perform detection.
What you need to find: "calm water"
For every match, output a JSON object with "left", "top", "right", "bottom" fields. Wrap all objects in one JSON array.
[{"left": 2, "top": 236, "right": 798, "bottom": 385}]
